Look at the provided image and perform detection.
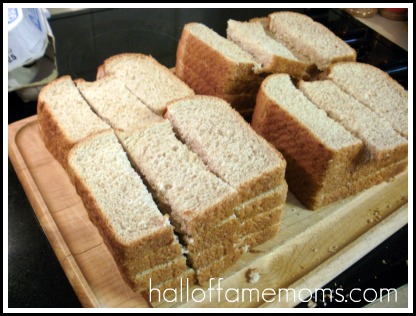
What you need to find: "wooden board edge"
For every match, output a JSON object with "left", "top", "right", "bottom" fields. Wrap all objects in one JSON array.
[
  {"left": 259, "top": 204, "right": 408, "bottom": 308},
  {"left": 8, "top": 116, "right": 101, "bottom": 308}
]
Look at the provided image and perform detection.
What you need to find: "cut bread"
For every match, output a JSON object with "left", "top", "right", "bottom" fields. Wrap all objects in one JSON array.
[
  {"left": 327, "top": 62, "right": 408, "bottom": 138},
  {"left": 196, "top": 248, "right": 244, "bottom": 285},
  {"left": 176, "top": 22, "right": 264, "bottom": 112},
  {"left": 131, "top": 257, "right": 188, "bottom": 291},
  {"left": 116, "top": 122, "right": 240, "bottom": 233},
  {"left": 116, "top": 122, "right": 241, "bottom": 283},
  {"left": 112, "top": 239, "right": 183, "bottom": 275},
  {"left": 75, "top": 76, "right": 163, "bottom": 131},
  {"left": 175, "top": 59, "right": 259, "bottom": 111},
  {"left": 299, "top": 80, "right": 408, "bottom": 164},
  {"left": 99, "top": 53, "right": 195, "bottom": 115},
  {"left": 240, "top": 206, "right": 283, "bottom": 236},
  {"left": 234, "top": 182, "right": 288, "bottom": 220},
  {"left": 37, "top": 76, "right": 110, "bottom": 169},
  {"left": 68, "top": 130, "right": 187, "bottom": 290},
  {"left": 268, "top": 11, "right": 356, "bottom": 70},
  {"left": 239, "top": 222, "right": 280, "bottom": 249},
  {"left": 227, "top": 19, "right": 315, "bottom": 78},
  {"left": 186, "top": 240, "right": 236, "bottom": 269},
  {"left": 252, "top": 74, "right": 364, "bottom": 209},
  {"left": 166, "top": 96, "right": 287, "bottom": 201}
]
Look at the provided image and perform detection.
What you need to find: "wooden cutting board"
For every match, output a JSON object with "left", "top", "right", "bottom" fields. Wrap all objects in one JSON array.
[{"left": 8, "top": 115, "right": 408, "bottom": 308}]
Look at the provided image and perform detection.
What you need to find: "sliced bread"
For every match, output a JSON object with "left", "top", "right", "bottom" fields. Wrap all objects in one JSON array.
[
  {"left": 75, "top": 76, "right": 163, "bottom": 131},
  {"left": 37, "top": 76, "right": 110, "bottom": 169},
  {"left": 299, "top": 80, "right": 407, "bottom": 164},
  {"left": 116, "top": 121, "right": 240, "bottom": 234},
  {"left": 227, "top": 19, "right": 315, "bottom": 78},
  {"left": 326, "top": 62, "right": 408, "bottom": 138},
  {"left": 68, "top": 130, "right": 187, "bottom": 290},
  {"left": 252, "top": 74, "right": 363, "bottom": 209},
  {"left": 99, "top": 53, "right": 195, "bottom": 115},
  {"left": 165, "top": 96, "right": 287, "bottom": 201},
  {"left": 268, "top": 11, "right": 356, "bottom": 70},
  {"left": 176, "top": 23, "right": 264, "bottom": 111}
]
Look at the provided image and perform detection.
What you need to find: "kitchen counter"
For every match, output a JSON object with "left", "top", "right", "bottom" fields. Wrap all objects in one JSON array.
[{"left": 8, "top": 8, "right": 408, "bottom": 308}]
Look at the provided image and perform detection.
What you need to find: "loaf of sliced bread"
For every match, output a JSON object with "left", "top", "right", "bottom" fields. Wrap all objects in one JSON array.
[
  {"left": 299, "top": 80, "right": 408, "bottom": 164},
  {"left": 327, "top": 62, "right": 408, "bottom": 138},
  {"left": 99, "top": 53, "right": 195, "bottom": 115},
  {"left": 252, "top": 74, "right": 363, "bottom": 209},
  {"left": 37, "top": 76, "right": 110, "bottom": 169},
  {"left": 166, "top": 96, "right": 286, "bottom": 202},
  {"left": 268, "top": 11, "right": 356, "bottom": 70},
  {"left": 75, "top": 76, "right": 163, "bottom": 131},
  {"left": 68, "top": 130, "right": 187, "bottom": 290},
  {"left": 227, "top": 19, "right": 315, "bottom": 78}
]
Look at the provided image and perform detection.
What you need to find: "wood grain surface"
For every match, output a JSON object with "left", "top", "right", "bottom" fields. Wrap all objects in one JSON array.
[{"left": 8, "top": 116, "right": 408, "bottom": 308}]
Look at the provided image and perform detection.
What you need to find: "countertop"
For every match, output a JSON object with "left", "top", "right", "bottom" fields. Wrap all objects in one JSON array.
[{"left": 7, "top": 8, "right": 408, "bottom": 308}]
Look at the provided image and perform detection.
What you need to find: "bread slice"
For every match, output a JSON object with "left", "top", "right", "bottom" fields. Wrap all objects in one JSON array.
[
  {"left": 326, "top": 62, "right": 408, "bottom": 138},
  {"left": 75, "top": 76, "right": 163, "bottom": 131},
  {"left": 166, "top": 96, "right": 287, "bottom": 201},
  {"left": 234, "top": 182, "right": 288, "bottom": 220},
  {"left": 116, "top": 122, "right": 245, "bottom": 283},
  {"left": 299, "top": 80, "right": 407, "bottom": 164},
  {"left": 196, "top": 248, "right": 244, "bottom": 285},
  {"left": 176, "top": 22, "right": 264, "bottom": 111},
  {"left": 239, "top": 222, "right": 280, "bottom": 249},
  {"left": 240, "top": 206, "right": 283, "bottom": 236},
  {"left": 252, "top": 74, "right": 363, "bottom": 209},
  {"left": 226, "top": 19, "right": 315, "bottom": 78},
  {"left": 268, "top": 11, "right": 356, "bottom": 70},
  {"left": 37, "top": 76, "right": 110, "bottom": 169},
  {"left": 175, "top": 59, "right": 259, "bottom": 111},
  {"left": 116, "top": 122, "right": 240, "bottom": 233},
  {"left": 131, "top": 257, "right": 188, "bottom": 291},
  {"left": 68, "top": 130, "right": 187, "bottom": 290},
  {"left": 99, "top": 53, "right": 195, "bottom": 115}
]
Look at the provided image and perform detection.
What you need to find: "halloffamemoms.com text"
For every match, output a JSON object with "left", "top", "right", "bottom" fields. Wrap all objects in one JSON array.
[{"left": 149, "top": 278, "right": 398, "bottom": 304}]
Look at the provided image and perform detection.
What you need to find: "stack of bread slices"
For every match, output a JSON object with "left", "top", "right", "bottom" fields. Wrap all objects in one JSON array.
[
  {"left": 174, "top": 11, "right": 408, "bottom": 210},
  {"left": 175, "top": 11, "right": 357, "bottom": 114},
  {"left": 37, "top": 53, "right": 287, "bottom": 297}
]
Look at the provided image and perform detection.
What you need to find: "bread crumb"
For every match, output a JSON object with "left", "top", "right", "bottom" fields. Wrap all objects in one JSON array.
[
  {"left": 313, "top": 248, "right": 318, "bottom": 252},
  {"left": 367, "top": 218, "right": 374, "bottom": 224},
  {"left": 246, "top": 268, "right": 260, "bottom": 284},
  {"left": 328, "top": 245, "right": 338, "bottom": 253},
  {"left": 382, "top": 259, "right": 387, "bottom": 265}
]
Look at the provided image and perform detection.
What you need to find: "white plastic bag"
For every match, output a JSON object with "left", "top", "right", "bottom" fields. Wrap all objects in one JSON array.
[{"left": 8, "top": 8, "right": 58, "bottom": 96}]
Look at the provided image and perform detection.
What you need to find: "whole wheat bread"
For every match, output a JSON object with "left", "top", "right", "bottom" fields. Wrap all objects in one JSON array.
[
  {"left": 252, "top": 74, "right": 363, "bottom": 209},
  {"left": 166, "top": 96, "right": 287, "bottom": 202},
  {"left": 327, "top": 62, "right": 408, "bottom": 138},
  {"left": 68, "top": 130, "right": 187, "bottom": 291},
  {"left": 268, "top": 11, "right": 356, "bottom": 70},
  {"left": 299, "top": 79, "right": 407, "bottom": 164},
  {"left": 227, "top": 19, "right": 315, "bottom": 78},
  {"left": 75, "top": 76, "right": 163, "bottom": 131},
  {"left": 37, "top": 76, "right": 110, "bottom": 169},
  {"left": 99, "top": 53, "right": 195, "bottom": 115}
]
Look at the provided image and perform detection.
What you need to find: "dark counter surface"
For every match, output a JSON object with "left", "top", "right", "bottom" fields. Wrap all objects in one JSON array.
[{"left": 8, "top": 8, "right": 408, "bottom": 308}]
